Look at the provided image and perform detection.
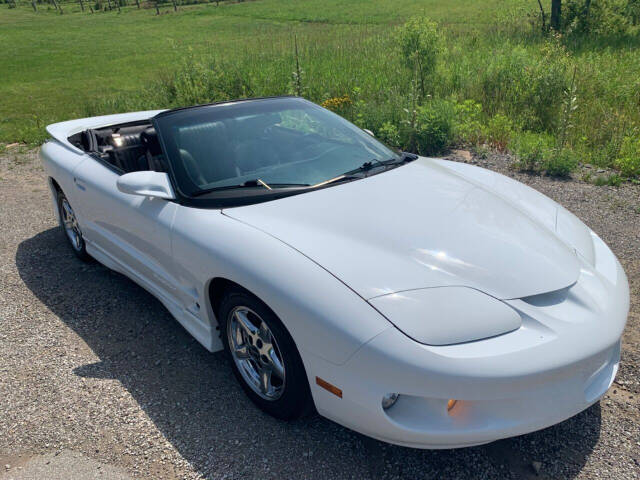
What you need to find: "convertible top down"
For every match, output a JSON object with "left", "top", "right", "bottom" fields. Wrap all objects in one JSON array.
[{"left": 41, "top": 97, "right": 629, "bottom": 448}]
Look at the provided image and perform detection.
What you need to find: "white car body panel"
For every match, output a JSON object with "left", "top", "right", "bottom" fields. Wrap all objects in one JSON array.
[
  {"left": 40, "top": 110, "right": 629, "bottom": 449},
  {"left": 225, "top": 158, "right": 580, "bottom": 300}
]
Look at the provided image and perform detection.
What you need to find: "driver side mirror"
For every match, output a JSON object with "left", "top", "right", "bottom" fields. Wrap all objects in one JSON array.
[{"left": 117, "top": 171, "right": 175, "bottom": 200}]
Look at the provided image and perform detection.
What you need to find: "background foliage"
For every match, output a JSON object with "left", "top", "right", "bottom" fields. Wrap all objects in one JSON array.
[{"left": 1, "top": 0, "right": 639, "bottom": 178}]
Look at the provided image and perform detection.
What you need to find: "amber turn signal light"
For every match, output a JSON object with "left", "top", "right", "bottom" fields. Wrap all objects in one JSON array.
[
  {"left": 316, "top": 376, "right": 342, "bottom": 398},
  {"left": 447, "top": 399, "right": 458, "bottom": 412}
]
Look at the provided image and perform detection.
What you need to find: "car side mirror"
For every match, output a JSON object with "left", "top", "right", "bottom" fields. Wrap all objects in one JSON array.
[
  {"left": 363, "top": 129, "right": 375, "bottom": 137},
  {"left": 117, "top": 171, "right": 175, "bottom": 200}
]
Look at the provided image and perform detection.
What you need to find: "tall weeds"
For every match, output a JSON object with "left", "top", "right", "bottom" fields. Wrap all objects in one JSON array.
[{"left": 79, "top": 11, "right": 639, "bottom": 178}]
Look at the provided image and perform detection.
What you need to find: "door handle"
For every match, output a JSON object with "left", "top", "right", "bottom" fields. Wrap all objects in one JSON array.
[{"left": 74, "top": 177, "right": 86, "bottom": 191}]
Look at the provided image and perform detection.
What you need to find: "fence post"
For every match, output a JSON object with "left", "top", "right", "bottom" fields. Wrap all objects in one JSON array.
[{"left": 79, "top": 0, "right": 85, "bottom": 11}]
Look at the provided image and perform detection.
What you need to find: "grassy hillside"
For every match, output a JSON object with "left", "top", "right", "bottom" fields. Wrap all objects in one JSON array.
[{"left": 1, "top": 0, "right": 639, "bottom": 178}]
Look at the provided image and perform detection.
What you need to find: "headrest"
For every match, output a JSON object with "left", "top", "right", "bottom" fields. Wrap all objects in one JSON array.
[{"left": 140, "top": 127, "right": 162, "bottom": 156}]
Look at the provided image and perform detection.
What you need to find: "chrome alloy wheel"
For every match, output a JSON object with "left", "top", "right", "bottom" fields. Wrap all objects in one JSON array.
[
  {"left": 61, "top": 198, "right": 83, "bottom": 251},
  {"left": 227, "top": 306, "right": 286, "bottom": 400}
]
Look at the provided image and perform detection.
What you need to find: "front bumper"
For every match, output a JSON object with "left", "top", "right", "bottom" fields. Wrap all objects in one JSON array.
[{"left": 304, "top": 249, "right": 629, "bottom": 449}]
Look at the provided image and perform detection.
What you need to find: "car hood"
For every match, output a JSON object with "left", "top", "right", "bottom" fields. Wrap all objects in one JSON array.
[{"left": 224, "top": 158, "right": 580, "bottom": 300}]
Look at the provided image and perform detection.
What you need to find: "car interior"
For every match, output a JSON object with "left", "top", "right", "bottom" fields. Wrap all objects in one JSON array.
[
  {"left": 67, "top": 104, "right": 386, "bottom": 200},
  {"left": 69, "top": 121, "right": 166, "bottom": 174},
  {"left": 68, "top": 113, "right": 347, "bottom": 188}
]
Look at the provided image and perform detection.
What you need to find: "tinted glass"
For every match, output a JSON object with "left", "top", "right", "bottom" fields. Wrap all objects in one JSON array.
[{"left": 154, "top": 97, "right": 399, "bottom": 197}]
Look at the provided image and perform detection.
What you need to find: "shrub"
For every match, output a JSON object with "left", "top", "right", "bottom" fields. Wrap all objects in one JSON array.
[
  {"left": 607, "top": 174, "right": 623, "bottom": 186},
  {"left": 453, "top": 99, "right": 485, "bottom": 145},
  {"left": 377, "top": 121, "right": 401, "bottom": 148},
  {"left": 397, "top": 16, "right": 443, "bottom": 98},
  {"left": 563, "top": 0, "right": 635, "bottom": 35},
  {"left": 411, "top": 99, "right": 455, "bottom": 155},
  {"left": 628, "top": 0, "right": 640, "bottom": 26},
  {"left": 593, "top": 175, "right": 607, "bottom": 186},
  {"left": 486, "top": 113, "right": 514, "bottom": 151},
  {"left": 614, "top": 135, "right": 640, "bottom": 177},
  {"left": 593, "top": 174, "right": 623, "bottom": 186},
  {"left": 543, "top": 149, "right": 579, "bottom": 177},
  {"left": 477, "top": 41, "right": 569, "bottom": 133},
  {"left": 510, "top": 132, "right": 553, "bottom": 172},
  {"left": 153, "top": 54, "right": 252, "bottom": 107}
]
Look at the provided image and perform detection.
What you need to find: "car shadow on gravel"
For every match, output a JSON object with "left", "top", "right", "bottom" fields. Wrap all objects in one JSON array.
[{"left": 16, "top": 227, "right": 602, "bottom": 480}]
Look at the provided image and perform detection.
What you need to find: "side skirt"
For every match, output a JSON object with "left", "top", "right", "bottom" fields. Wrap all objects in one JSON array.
[{"left": 86, "top": 240, "right": 223, "bottom": 353}]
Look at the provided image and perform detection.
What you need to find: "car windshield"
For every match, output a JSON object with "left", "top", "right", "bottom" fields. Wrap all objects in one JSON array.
[{"left": 153, "top": 97, "right": 400, "bottom": 197}]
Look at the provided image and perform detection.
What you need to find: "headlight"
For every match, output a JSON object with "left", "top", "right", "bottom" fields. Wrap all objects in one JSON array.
[{"left": 369, "top": 286, "right": 521, "bottom": 345}]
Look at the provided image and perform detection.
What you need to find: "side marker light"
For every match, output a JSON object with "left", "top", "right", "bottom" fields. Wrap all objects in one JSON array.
[{"left": 316, "top": 377, "right": 342, "bottom": 398}]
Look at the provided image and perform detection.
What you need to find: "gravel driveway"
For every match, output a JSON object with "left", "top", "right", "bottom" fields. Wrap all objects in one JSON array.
[{"left": 0, "top": 147, "right": 638, "bottom": 479}]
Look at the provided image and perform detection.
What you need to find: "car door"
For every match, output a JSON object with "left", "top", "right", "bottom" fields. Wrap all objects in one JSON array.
[{"left": 71, "top": 157, "right": 181, "bottom": 305}]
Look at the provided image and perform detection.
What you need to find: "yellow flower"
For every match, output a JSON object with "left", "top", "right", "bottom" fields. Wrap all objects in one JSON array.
[{"left": 321, "top": 95, "right": 353, "bottom": 111}]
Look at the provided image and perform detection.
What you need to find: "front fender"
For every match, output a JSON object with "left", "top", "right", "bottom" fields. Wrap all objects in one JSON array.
[{"left": 171, "top": 206, "right": 391, "bottom": 364}]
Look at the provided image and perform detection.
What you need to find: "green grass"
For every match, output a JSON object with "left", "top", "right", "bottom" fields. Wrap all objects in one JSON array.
[
  {"left": 0, "top": 0, "right": 525, "bottom": 143},
  {"left": 1, "top": 0, "right": 639, "bottom": 176}
]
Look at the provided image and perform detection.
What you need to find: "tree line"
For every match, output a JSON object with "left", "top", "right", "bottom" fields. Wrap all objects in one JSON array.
[{"left": 4, "top": 0, "right": 230, "bottom": 14}]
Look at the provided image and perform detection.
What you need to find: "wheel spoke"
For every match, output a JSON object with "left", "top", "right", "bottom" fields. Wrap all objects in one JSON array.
[
  {"left": 259, "top": 368, "right": 272, "bottom": 395},
  {"left": 268, "top": 347, "right": 285, "bottom": 379},
  {"left": 234, "top": 310, "right": 258, "bottom": 340},
  {"left": 62, "top": 201, "right": 74, "bottom": 221},
  {"left": 227, "top": 306, "right": 286, "bottom": 400},
  {"left": 234, "top": 344, "right": 252, "bottom": 360},
  {"left": 60, "top": 198, "right": 83, "bottom": 251},
  {"left": 258, "top": 321, "right": 271, "bottom": 342}
]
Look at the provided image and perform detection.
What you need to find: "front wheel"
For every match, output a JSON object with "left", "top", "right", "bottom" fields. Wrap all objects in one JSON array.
[
  {"left": 219, "top": 289, "right": 312, "bottom": 419},
  {"left": 56, "top": 190, "right": 90, "bottom": 261}
]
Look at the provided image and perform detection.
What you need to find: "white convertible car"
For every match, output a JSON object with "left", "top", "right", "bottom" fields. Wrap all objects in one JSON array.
[{"left": 41, "top": 97, "right": 629, "bottom": 449}]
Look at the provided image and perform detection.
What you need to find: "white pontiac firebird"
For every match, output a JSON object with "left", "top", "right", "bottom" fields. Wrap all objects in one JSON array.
[{"left": 41, "top": 96, "right": 629, "bottom": 449}]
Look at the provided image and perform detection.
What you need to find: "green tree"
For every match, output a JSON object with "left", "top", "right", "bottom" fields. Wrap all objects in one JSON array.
[{"left": 397, "top": 16, "right": 442, "bottom": 100}]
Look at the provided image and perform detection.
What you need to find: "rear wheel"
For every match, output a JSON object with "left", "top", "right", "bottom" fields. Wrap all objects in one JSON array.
[
  {"left": 56, "top": 190, "right": 90, "bottom": 261},
  {"left": 219, "top": 288, "right": 312, "bottom": 419}
]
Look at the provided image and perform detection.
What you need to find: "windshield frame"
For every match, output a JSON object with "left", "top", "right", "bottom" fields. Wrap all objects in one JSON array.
[{"left": 153, "top": 96, "right": 406, "bottom": 209}]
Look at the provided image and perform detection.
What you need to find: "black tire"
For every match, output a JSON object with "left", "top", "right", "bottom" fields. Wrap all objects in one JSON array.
[
  {"left": 56, "top": 189, "right": 91, "bottom": 262},
  {"left": 219, "top": 288, "right": 313, "bottom": 419}
]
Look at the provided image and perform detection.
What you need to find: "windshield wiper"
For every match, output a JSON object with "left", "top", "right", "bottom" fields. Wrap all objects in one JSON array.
[
  {"left": 377, "top": 152, "right": 419, "bottom": 166},
  {"left": 192, "top": 180, "right": 310, "bottom": 196},
  {"left": 312, "top": 153, "right": 418, "bottom": 189},
  {"left": 342, "top": 152, "right": 418, "bottom": 177},
  {"left": 242, "top": 178, "right": 272, "bottom": 190},
  {"left": 311, "top": 174, "right": 362, "bottom": 188}
]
